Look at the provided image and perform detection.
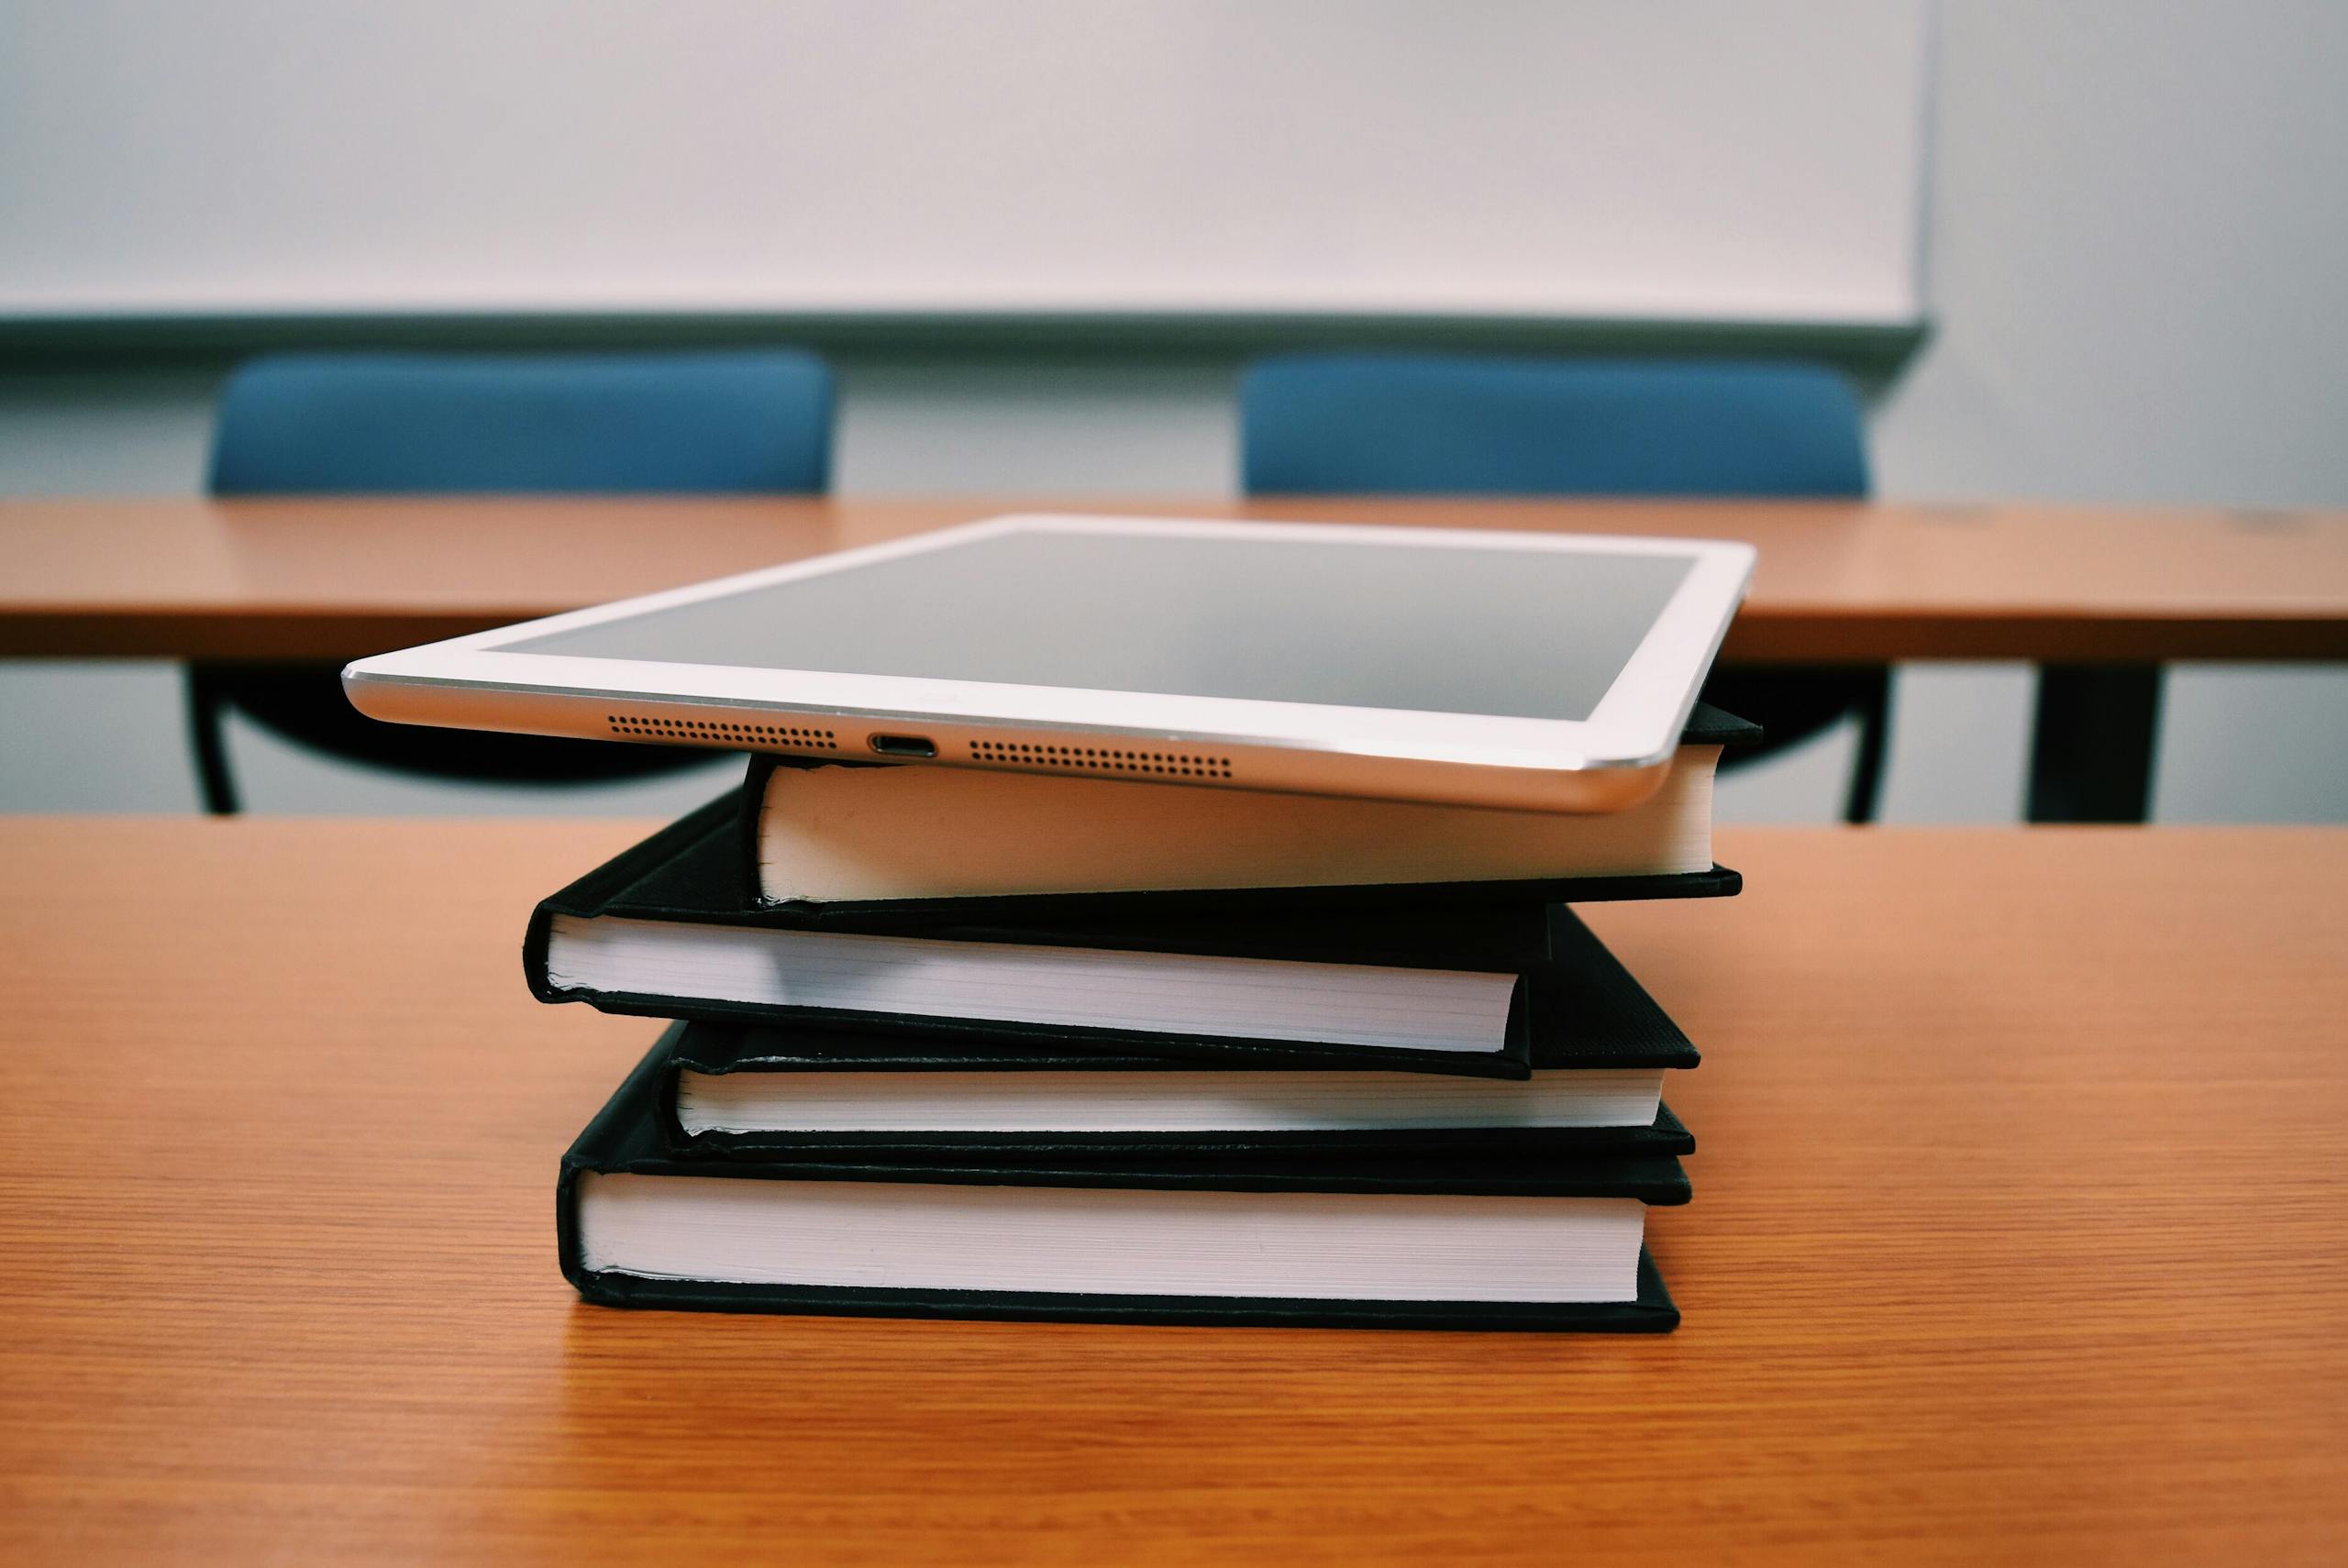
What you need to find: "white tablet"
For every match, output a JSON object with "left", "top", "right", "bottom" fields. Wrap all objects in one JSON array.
[{"left": 344, "top": 514, "right": 1754, "bottom": 812}]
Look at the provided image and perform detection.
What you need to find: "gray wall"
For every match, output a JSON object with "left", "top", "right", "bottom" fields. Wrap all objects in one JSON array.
[{"left": 3, "top": 0, "right": 2342, "bottom": 821}]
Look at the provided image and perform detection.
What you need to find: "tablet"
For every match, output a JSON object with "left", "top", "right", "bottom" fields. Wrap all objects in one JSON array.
[{"left": 343, "top": 514, "right": 1754, "bottom": 812}]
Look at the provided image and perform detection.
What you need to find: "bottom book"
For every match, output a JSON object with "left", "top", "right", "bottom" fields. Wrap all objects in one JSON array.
[{"left": 560, "top": 1040, "right": 1688, "bottom": 1331}]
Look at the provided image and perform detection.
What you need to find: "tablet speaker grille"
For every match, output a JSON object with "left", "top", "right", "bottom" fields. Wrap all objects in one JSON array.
[
  {"left": 607, "top": 713, "right": 838, "bottom": 750},
  {"left": 969, "top": 738, "right": 1234, "bottom": 781}
]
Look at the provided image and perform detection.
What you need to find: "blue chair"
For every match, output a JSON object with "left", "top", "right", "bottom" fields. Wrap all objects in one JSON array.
[
  {"left": 1240, "top": 353, "right": 1888, "bottom": 822},
  {"left": 194, "top": 350, "right": 835, "bottom": 812}
]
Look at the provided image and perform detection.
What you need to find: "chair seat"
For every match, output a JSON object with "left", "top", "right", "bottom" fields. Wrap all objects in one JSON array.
[
  {"left": 194, "top": 664, "right": 712, "bottom": 784},
  {"left": 1699, "top": 668, "right": 1885, "bottom": 760}
]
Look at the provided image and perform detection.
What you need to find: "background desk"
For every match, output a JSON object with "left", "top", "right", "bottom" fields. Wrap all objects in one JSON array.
[
  {"left": 1, "top": 819, "right": 2342, "bottom": 1562},
  {"left": 5, "top": 496, "right": 2345, "bottom": 822}
]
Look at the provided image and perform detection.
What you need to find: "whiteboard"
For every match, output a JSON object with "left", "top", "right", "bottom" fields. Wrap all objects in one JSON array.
[{"left": 0, "top": 0, "right": 1930, "bottom": 326}]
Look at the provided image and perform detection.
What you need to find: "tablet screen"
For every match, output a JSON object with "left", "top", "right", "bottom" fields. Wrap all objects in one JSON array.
[{"left": 503, "top": 528, "right": 1693, "bottom": 723}]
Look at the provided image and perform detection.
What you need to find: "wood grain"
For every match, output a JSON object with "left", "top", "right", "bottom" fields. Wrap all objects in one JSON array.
[
  {"left": 1, "top": 820, "right": 2344, "bottom": 1564},
  {"left": 5, "top": 495, "right": 2345, "bottom": 662}
]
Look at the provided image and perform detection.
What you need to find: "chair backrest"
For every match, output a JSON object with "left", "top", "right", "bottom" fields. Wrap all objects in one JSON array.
[
  {"left": 1240, "top": 353, "right": 1867, "bottom": 498},
  {"left": 208, "top": 350, "right": 834, "bottom": 495}
]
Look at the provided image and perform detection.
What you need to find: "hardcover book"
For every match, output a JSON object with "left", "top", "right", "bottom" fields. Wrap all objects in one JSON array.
[
  {"left": 527, "top": 798, "right": 1630, "bottom": 1078},
  {"left": 561, "top": 1043, "right": 1688, "bottom": 1331},
  {"left": 738, "top": 703, "right": 1759, "bottom": 919},
  {"left": 654, "top": 905, "right": 1697, "bottom": 1155}
]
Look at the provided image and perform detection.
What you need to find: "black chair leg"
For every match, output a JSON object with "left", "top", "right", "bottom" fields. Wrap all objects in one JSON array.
[
  {"left": 184, "top": 665, "right": 241, "bottom": 816},
  {"left": 1841, "top": 668, "right": 1893, "bottom": 825}
]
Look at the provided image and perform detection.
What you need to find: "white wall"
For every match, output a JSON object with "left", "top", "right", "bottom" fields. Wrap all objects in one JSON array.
[
  {"left": 1874, "top": 0, "right": 2348, "bottom": 822},
  {"left": 3, "top": 0, "right": 2343, "bottom": 821},
  {"left": 1878, "top": 0, "right": 2348, "bottom": 508}
]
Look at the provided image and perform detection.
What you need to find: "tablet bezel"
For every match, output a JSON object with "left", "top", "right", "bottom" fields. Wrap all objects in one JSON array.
[{"left": 343, "top": 514, "right": 1754, "bottom": 808}]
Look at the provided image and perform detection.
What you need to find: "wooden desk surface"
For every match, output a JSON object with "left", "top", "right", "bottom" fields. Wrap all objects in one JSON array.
[
  {"left": 2, "top": 819, "right": 2342, "bottom": 1564},
  {"left": 6, "top": 494, "right": 2346, "bottom": 662}
]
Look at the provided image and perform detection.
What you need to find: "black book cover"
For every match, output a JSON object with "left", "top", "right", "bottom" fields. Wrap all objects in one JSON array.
[
  {"left": 655, "top": 907, "right": 1698, "bottom": 1157},
  {"left": 560, "top": 1043, "right": 1685, "bottom": 1331},
  {"left": 526, "top": 797, "right": 1578, "bottom": 1078},
  {"left": 732, "top": 703, "right": 1758, "bottom": 923}
]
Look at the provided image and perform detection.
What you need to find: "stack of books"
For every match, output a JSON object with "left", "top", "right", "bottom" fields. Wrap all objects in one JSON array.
[{"left": 539, "top": 706, "right": 1754, "bottom": 1331}]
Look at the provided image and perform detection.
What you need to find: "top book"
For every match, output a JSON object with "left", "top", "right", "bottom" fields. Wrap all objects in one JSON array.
[{"left": 743, "top": 705, "right": 1757, "bottom": 911}]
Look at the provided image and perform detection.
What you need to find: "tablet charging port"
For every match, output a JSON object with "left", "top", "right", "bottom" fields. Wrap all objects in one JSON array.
[{"left": 868, "top": 734, "right": 937, "bottom": 758}]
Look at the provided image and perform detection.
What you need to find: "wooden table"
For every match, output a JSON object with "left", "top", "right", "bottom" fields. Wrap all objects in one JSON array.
[
  {"left": 6, "top": 496, "right": 2347, "bottom": 818},
  {"left": 7, "top": 496, "right": 2345, "bottom": 663},
  {"left": 3, "top": 819, "right": 2342, "bottom": 1563}
]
